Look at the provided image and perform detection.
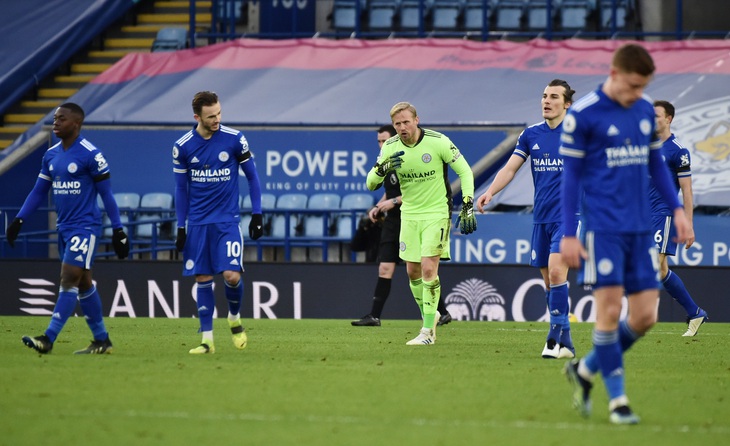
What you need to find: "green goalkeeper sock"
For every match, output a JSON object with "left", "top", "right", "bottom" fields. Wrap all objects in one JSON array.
[
  {"left": 409, "top": 278, "right": 424, "bottom": 318},
  {"left": 422, "top": 277, "right": 441, "bottom": 329}
]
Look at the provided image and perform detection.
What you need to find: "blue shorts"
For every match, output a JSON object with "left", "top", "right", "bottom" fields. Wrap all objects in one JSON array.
[
  {"left": 58, "top": 226, "right": 101, "bottom": 269},
  {"left": 651, "top": 214, "right": 677, "bottom": 256},
  {"left": 530, "top": 222, "right": 563, "bottom": 268},
  {"left": 183, "top": 222, "right": 244, "bottom": 276},
  {"left": 580, "top": 231, "right": 660, "bottom": 294}
]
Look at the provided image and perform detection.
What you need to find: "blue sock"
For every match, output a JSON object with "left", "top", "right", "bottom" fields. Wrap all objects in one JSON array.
[
  {"left": 78, "top": 285, "right": 108, "bottom": 341},
  {"left": 618, "top": 319, "right": 641, "bottom": 352},
  {"left": 196, "top": 280, "right": 215, "bottom": 332},
  {"left": 547, "top": 284, "right": 565, "bottom": 342},
  {"left": 224, "top": 279, "right": 243, "bottom": 316},
  {"left": 583, "top": 349, "right": 600, "bottom": 375},
  {"left": 662, "top": 271, "right": 699, "bottom": 317},
  {"left": 593, "top": 329, "right": 625, "bottom": 401},
  {"left": 551, "top": 282, "right": 573, "bottom": 348},
  {"left": 45, "top": 287, "right": 79, "bottom": 343}
]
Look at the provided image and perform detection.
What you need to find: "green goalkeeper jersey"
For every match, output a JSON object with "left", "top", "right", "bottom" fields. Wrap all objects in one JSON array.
[{"left": 366, "top": 128, "right": 474, "bottom": 221}]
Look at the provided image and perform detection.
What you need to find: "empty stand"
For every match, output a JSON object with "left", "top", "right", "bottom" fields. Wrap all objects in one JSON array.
[
  {"left": 241, "top": 193, "right": 277, "bottom": 238},
  {"left": 332, "top": 0, "right": 367, "bottom": 31},
  {"left": 494, "top": 0, "right": 526, "bottom": 30},
  {"left": 269, "top": 193, "right": 308, "bottom": 238},
  {"left": 368, "top": 0, "right": 399, "bottom": 31},
  {"left": 399, "top": 0, "right": 433, "bottom": 31},
  {"left": 337, "top": 193, "right": 375, "bottom": 239},
  {"left": 136, "top": 192, "right": 174, "bottom": 239},
  {"left": 98, "top": 192, "right": 140, "bottom": 238},
  {"left": 303, "top": 193, "right": 341, "bottom": 237},
  {"left": 463, "top": 0, "right": 493, "bottom": 32},
  {"left": 599, "top": 0, "right": 630, "bottom": 30},
  {"left": 526, "top": 0, "right": 557, "bottom": 31},
  {"left": 559, "top": 0, "right": 593, "bottom": 30},
  {"left": 432, "top": 0, "right": 464, "bottom": 31}
]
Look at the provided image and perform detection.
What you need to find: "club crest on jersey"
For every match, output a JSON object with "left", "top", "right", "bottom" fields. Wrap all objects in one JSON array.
[
  {"left": 399, "top": 241, "right": 406, "bottom": 251},
  {"left": 67, "top": 162, "right": 78, "bottom": 173},
  {"left": 639, "top": 119, "right": 652, "bottom": 136},
  {"left": 597, "top": 258, "right": 614, "bottom": 276},
  {"left": 219, "top": 151, "right": 230, "bottom": 162},
  {"left": 421, "top": 153, "right": 432, "bottom": 163}
]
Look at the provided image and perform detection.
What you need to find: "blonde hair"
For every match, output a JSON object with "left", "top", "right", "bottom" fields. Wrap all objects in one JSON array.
[{"left": 389, "top": 102, "right": 418, "bottom": 119}]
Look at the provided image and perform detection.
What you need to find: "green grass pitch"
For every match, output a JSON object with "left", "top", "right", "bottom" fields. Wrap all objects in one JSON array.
[{"left": 1, "top": 316, "right": 728, "bottom": 446}]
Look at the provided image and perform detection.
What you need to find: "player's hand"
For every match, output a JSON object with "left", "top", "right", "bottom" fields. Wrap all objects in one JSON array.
[
  {"left": 374, "top": 151, "right": 405, "bottom": 177},
  {"left": 560, "top": 236, "right": 587, "bottom": 269},
  {"left": 457, "top": 197, "right": 477, "bottom": 235},
  {"left": 476, "top": 192, "right": 493, "bottom": 213},
  {"left": 672, "top": 208, "right": 692, "bottom": 246},
  {"left": 112, "top": 228, "right": 130, "bottom": 259},
  {"left": 249, "top": 214, "right": 264, "bottom": 240},
  {"left": 175, "top": 227, "right": 186, "bottom": 252},
  {"left": 6, "top": 218, "right": 23, "bottom": 248}
]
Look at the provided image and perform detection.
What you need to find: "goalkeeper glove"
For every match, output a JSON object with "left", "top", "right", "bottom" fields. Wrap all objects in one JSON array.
[
  {"left": 175, "top": 227, "right": 186, "bottom": 252},
  {"left": 458, "top": 197, "right": 477, "bottom": 235},
  {"left": 112, "top": 228, "right": 130, "bottom": 259},
  {"left": 6, "top": 217, "right": 23, "bottom": 247},
  {"left": 249, "top": 214, "right": 264, "bottom": 240},
  {"left": 374, "top": 151, "right": 405, "bottom": 177}
]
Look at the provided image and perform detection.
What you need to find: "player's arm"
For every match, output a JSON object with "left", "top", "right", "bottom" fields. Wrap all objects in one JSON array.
[
  {"left": 678, "top": 175, "right": 695, "bottom": 248},
  {"left": 96, "top": 174, "right": 130, "bottom": 259},
  {"left": 477, "top": 154, "right": 525, "bottom": 213},
  {"left": 450, "top": 153, "right": 477, "bottom": 234},
  {"left": 241, "top": 156, "right": 264, "bottom": 240},
  {"left": 369, "top": 193, "right": 386, "bottom": 223},
  {"left": 5, "top": 176, "right": 52, "bottom": 247},
  {"left": 559, "top": 153, "right": 587, "bottom": 268}
]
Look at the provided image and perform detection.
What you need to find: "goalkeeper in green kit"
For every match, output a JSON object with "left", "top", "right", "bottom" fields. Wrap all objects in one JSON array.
[{"left": 366, "top": 102, "right": 477, "bottom": 345}]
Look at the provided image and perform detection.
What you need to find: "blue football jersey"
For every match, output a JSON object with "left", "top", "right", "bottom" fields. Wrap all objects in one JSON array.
[
  {"left": 513, "top": 120, "right": 563, "bottom": 224},
  {"left": 560, "top": 87, "right": 661, "bottom": 233},
  {"left": 39, "top": 136, "right": 109, "bottom": 229},
  {"left": 173, "top": 125, "right": 252, "bottom": 225},
  {"left": 648, "top": 134, "right": 690, "bottom": 216}
]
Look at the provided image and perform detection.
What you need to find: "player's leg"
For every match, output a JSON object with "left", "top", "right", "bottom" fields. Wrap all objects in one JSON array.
[
  {"left": 184, "top": 225, "right": 216, "bottom": 354},
  {"left": 401, "top": 220, "right": 424, "bottom": 317},
  {"left": 533, "top": 224, "right": 561, "bottom": 357},
  {"left": 216, "top": 222, "right": 247, "bottom": 350},
  {"left": 420, "top": 218, "right": 450, "bottom": 330},
  {"left": 654, "top": 215, "right": 707, "bottom": 335}
]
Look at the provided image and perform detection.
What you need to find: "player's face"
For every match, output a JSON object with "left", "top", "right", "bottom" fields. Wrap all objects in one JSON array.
[
  {"left": 541, "top": 86, "right": 569, "bottom": 122},
  {"left": 610, "top": 69, "right": 652, "bottom": 108},
  {"left": 195, "top": 102, "right": 222, "bottom": 135},
  {"left": 392, "top": 110, "right": 419, "bottom": 146},
  {"left": 377, "top": 130, "right": 391, "bottom": 148},
  {"left": 52, "top": 107, "right": 80, "bottom": 140},
  {"left": 654, "top": 106, "right": 670, "bottom": 134}
]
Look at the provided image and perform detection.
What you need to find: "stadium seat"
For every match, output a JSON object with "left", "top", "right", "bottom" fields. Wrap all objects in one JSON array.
[
  {"left": 432, "top": 0, "right": 464, "bottom": 31},
  {"left": 599, "top": 0, "right": 629, "bottom": 30},
  {"left": 136, "top": 192, "right": 174, "bottom": 239},
  {"left": 399, "top": 0, "right": 433, "bottom": 31},
  {"left": 494, "top": 0, "right": 526, "bottom": 30},
  {"left": 303, "top": 193, "right": 341, "bottom": 237},
  {"left": 98, "top": 192, "right": 140, "bottom": 238},
  {"left": 526, "top": 0, "right": 558, "bottom": 31},
  {"left": 270, "top": 193, "right": 308, "bottom": 238},
  {"left": 151, "top": 28, "right": 188, "bottom": 52},
  {"left": 463, "top": 0, "right": 494, "bottom": 32},
  {"left": 332, "top": 0, "right": 367, "bottom": 31},
  {"left": 368, "top": 0, "right": 399, "bottom": 31},
  {"left": 559, "top": 0, "right": 592, "bottom": 30},
  {"left": 337, "top": 193, "right": 375, "bottom": 239}
]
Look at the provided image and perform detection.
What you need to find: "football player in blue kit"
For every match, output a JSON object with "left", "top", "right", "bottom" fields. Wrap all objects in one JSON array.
[
  {"left": 8, "top": 103, "right": 130, "bottom": 355},
  {"left": 173, "top": 91, "right": 263, "bottom": 354},
  {"left": 560, "top": 44, "right": 691, "bottom": 424},
  {"left": 477, "top": 79, "right": 576, "bottom": 360},
  {"left": 650, "top": 100, "right": 707, "bottom": 336}
]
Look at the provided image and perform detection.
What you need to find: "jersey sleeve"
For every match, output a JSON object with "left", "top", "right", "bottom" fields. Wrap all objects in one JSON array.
[
  {"left": 366, "top": 145, "right": 390, "bottom": 191},
  {"left": 444, "top": 138, "right": 474, "bottom": 199},
  {"left": 674, "top": 146, "right": 692, "bottom": 179},
  {"left": 234, "top": 132, "right": 252, "bottom": 164},
  {"left": 88, "top": 148, "right": 111, "bottom": 179},
  {"left": 513, "top": 129, "right": 530, "bottom": 160}
]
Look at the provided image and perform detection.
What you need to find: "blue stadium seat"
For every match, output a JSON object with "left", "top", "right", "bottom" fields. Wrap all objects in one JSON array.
[
  {"left": 303, "top": 193, "right": 341, "bottom": 237},
  {"left": 560, "top": 0, "right": 592, "bottom": 30},
  {"left": 136, "top": 192, "right": 174, "bottom": 239},
  {"left": 526, "top": 0, "right": 558, "bottom": 31},
  {"left": 432, "top": 0, "right": 464, "bottom": 31},
  {"left": 332, "top": 0, "right": 367, "bottom": 31},
  {"left": 599, "top": 0, "right": 629, "bottom": 30},
  {"left": 241, "top": 193, "right": 277, "bottom": 238},
  {"left": 494, "top": 0, "right": 526, "bottom": 30},
  {"left": 399, "top": 0, "right": 433, "bottom": 31},
  {"left": 337, "top": 193, "right": 375, "bottom": 239},
  {"left": 151, "top": 28, "right": 187, "bottom": 52},
  {"left": 368, "top": 0, "right": 399, "bottom": 31},
  {"left": 463, "top": 0, "right": 494, "bottom": 31},
  {"left": 98, "top": 192, "right": 140, "bottom": 238},
  {"left": 270, "top": 193, "right": 308, "bottom": 238}
]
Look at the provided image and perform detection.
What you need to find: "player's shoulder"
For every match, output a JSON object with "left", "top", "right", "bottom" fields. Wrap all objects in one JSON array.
[
  {"left": 570, "top": 90, "right": 601, "bottom": 114},
  {"left": 219, "top": 124, "right": 242, "bottom": 137},
  {"left": 175, "top": 129, "right": 195, "bottom": 147},
  {"left": 421, "top": 128, "right": 453, "bottom": 148},
  {"left": 78, "top": 137, "right": 100, "bottom": 153}
]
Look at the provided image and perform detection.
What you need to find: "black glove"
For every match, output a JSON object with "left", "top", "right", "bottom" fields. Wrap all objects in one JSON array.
[
  {"left": 6, "top": 217, "right": 23, "bottom": 248},
  {"left": 112, "top": 228, "right": 130, "bottom": 259},
  {"left": 458, "top": 197, "right": 477, "bottom": 235},
  {"left": 175, "top": 227, "right": 186, "bottom": 252},
  {"left": 374, "top": 151, "right": 405, "bottom": 177},
  {"left": 249, "top": 214, "right": 264, "bottom": 240}
]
